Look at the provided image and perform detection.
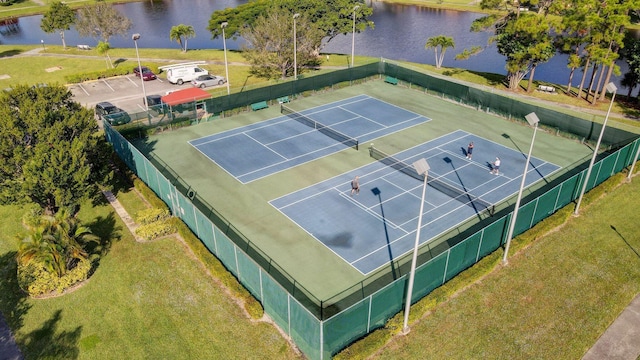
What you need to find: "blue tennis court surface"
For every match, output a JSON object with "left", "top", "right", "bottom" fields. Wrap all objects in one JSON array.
[
  {"left": 270, "top": 130, "right": 561, "bottom": 274},
  {"left": 189, "top": 95, "right": 431, "bottom": 183}
]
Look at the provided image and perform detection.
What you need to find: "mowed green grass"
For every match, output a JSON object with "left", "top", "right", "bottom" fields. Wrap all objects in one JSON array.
[
  {"left": 0, "top": 200, "right": 302, "bottom": 359},
  {"left": 341, "top": 171, "right": 640, "bottom": 359}
]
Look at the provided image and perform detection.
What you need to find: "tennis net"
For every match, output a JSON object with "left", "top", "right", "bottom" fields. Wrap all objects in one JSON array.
[
  {"left": 281, "top": 104, "right": 358, "bottom": 150},
  {"left": 369, "top": 146, "right": 493, "bottom": 214}
]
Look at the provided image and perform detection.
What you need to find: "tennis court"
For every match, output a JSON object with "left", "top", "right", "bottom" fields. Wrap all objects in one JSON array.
[
  {"left": 189, "top": 95, "right": 430, "bottom": 183},
  {"left": 135, "top": 80, "right": 594, "bottom": 301},
  {"left": 270, "top": 130, "right": 560, "bottom": 274}
]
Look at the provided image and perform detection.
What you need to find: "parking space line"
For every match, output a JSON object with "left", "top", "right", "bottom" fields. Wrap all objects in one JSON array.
[
  {"left": 126, "top": 76, "right": 139, "bottom": 87},
  {"left": 77, "top": 84, "right": 90, "bottom": 96},
  {"left": 102, "top": 79, "right": 115, "bottom": 92}
]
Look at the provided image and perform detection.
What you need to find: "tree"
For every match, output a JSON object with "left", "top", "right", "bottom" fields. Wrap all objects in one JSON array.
[
  {"left": 96, "top": 41, "right": 113, "bottom": 68},
  {"left": 0, "top": 85, "right": 112, "bottom": 215},
  {"left": 75, "top": 1, "right": 132, "bottom": 43},
  {"left": 17, "top": 208, "right": 97, "bottom": 295},
  {"left": 40, "top": 1, "right": 75, "bottom": 50},
  {"left": 169, "top": 24, "right": 196, "bottom": 53},
  {"left": 240, "top": 7, "right": 324, "bottom": 79},
  {"left": 208, "top": 0, "right": 373, "bottom": 51},
  {"left": 425, "top": 35, "right": 454, "bottom": 69},
  {"left": 467, "top": 2, "right": 555, "bottom": 91},
  {"left": 621, "top": 36, "right": 640, "bottom": 98}
]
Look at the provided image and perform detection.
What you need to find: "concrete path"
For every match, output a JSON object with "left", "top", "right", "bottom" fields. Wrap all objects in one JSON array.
[
  {"left": 0, "top": 312, "right": 22, "bottom": 360},
  {"left": 583, "top": 294, "right": 640, "bottom": 360}
]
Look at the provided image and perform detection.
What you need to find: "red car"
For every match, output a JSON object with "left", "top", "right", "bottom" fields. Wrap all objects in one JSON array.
[{"left": 133, "top": 66, "right": 157, "bottom": 81}]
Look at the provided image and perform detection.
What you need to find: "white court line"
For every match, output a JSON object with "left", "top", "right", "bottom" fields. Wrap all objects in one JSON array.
[
  {"left": 189, "top": 116, "right": 291, "bottom": 145},
  {"left": 243, "top": 132, "right": 288, "bottom": 161}
]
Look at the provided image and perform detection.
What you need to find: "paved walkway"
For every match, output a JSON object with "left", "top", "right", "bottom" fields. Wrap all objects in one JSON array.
[
  {"left": 583, "top": 294, "right": 640, "bottom": 360},
  {"left": 0, "top": 312, "right": 22, "bottom": 360}
]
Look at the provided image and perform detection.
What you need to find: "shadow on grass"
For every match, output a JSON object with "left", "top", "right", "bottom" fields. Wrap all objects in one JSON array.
[
  {"left": 0, "top": 251, "right": 30, "bottom": 331},
  {"left": 17, "top": 310, "right": 81, "bottom": 360},
  {"left": 0, "top": 49, "right": 22, "bottom": 58},
  {"left": 610, "top": 225, "right": 640, "bottom": 260},
  {"left": 86, "top": 212, "right": 122, "bottom": 273}
]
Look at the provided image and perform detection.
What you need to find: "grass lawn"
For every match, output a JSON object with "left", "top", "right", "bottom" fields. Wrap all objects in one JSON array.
[{"left": 0, "top": 196, "right": 302, "bottom": 359}]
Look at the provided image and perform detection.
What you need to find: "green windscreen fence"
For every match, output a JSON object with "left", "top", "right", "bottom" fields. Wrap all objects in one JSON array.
[{"left": 104, "top": 60, "right": 640, "bottom": 359}]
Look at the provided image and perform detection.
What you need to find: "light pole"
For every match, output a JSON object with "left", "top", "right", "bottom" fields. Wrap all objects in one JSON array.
[
  {"left": 41, "top": 39, "right": 45, "bottom": 51},
  {"left": 502, "top": 112, "right": 540, "bottom": 264},
  {"left": 293, "top": 13, "right": 300, "bottom": 80},
  {"left": 351, "top": 5, "right": 360, "bottom": 68},
  {"left": 221, "top": 22, "right": 230, "bottom": 95},
  {"left": 403, "top": 158, "right": 430, "bottom": 334},
  {"left": 628, "top": 140, "right": 640, "bottom": 181},
  {"left": 132, "top": 33, "right": 148, "bottom": 111},
  {"left": 574, "top": 82, "right": 617, "bottom": 215}
]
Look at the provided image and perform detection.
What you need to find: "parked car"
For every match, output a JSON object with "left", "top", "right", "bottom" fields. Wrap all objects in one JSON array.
[
  {"left": 133, "top": 66, "right": 157, "bottom": 81},
  {"left": 144, "top": 94, "right": 163, "bottom": 106},
  {"left": 191, "top": 74, "right": 226, "bottom": 88},
  {"left": 95, "top": 102, "right": 131, "bottom": 125},
  {"left": 144, "top": 94, "right": 165, "bottom": 114}
]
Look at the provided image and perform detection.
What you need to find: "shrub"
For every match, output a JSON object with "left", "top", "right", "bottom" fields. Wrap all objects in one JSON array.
[
  {"left": 133, "top": 178, "right": 169, "bottom": 210},
  {"left": 17, "top": 258, "right": 91, "bottom": 297},
  {"left": 135, "top": 221, "right": 176, "bottom": 241},
  {"left": 135, "top": 207, "right": 170, "bottom": 225}
]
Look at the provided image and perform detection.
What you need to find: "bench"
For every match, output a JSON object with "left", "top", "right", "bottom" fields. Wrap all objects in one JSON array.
[
  {"left": 251, "top": 101, "right": 268, "bottom": 111},
  {"left": 385, "top": 76, "right": 399, "bottom": 85},
  {"left": 77, "top": 45, "right": 91, "bottom": 50},
  {"left": 537, "top": 85, "right": 556, "bottom": 93},
  {"left": 277, "top": 96, "right": 290, "bottom": 104}
]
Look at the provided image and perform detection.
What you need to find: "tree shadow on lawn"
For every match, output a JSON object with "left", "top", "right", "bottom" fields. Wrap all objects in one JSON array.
[
  {"left": 17, "top": 309, "right": 82, "bottom": 360},
  {"left": 0, "top": 251, "right": 31, "bottom": 332},
  {"left": 0, "top": 49, "right": 22, "bottom": 58},
  {"left": 86, "top": 212, "right": 123, "bottom": 274}
]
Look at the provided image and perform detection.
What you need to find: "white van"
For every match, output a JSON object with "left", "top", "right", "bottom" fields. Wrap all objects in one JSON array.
[{"left": 159, "top": 62, "right": 209, "bottom": 85}]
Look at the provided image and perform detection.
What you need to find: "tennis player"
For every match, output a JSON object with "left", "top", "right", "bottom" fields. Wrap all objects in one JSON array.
[
  {"left": 351, "top": 176, "right": 360, "bottom": 195},
  {"left": 490, "top": 157, "right": 501, "bottom": 175}
]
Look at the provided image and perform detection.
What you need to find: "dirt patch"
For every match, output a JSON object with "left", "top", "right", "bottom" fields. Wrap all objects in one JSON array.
[{"left": 46, "top": 66, "right": 63, "bottom": 72}]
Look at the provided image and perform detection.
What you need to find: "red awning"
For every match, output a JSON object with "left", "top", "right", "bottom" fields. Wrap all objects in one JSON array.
[{"left": 161, "top": 87, "right": 210, "bottom": 106}]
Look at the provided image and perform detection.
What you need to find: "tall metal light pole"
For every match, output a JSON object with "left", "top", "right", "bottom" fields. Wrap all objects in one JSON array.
[
  {"left": 574, "top": 82, "right": 617, "bottom": 215},
  {"left": 628, "top": 140, "right": 640, "bottom": 181},
  {"left": 351, "top": 5, "right": 360, "bottom": 68},
  {"left": 502, "top": 112, "right": 540, "bottom": 264},
  {"left": 132, "top": 33, "right": 148, "bottom": 111},
  {"left": 293, "top": 13, "right": 300, "bottom": 80},
  {"left": 221, "top": 22, "right": 230, "bottom": 95},
  {"left": 403, "top": 158, "right": 430, "bottom": 334}
]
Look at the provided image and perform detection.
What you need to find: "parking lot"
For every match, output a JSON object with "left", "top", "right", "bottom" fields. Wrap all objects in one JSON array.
[{"left": 69, "top": 74, "right": 198, "bottom": 114}]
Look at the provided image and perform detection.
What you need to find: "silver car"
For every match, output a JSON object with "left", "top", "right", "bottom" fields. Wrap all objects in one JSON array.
[{"left": 191, "top": 74, "right": 226, "bottom": 88}]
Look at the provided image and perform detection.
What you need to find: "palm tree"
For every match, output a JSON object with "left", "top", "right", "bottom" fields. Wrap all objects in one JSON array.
[
  {"left": 425, "top": 35, "right": 455, "bottom": 69},
  {"left": 17, "top": 223, "right": 66, "bottom": 277},
  {"left": 96, "top": 41, "right": 113, "bottom": 68},
  {"left": 17, "top": 209, "right": 97, "bottom": 277},
  {"left": 43, "top": 209, "right": 98, "bottom": 270},
  {"left": 169, "top": 24, "right": 196, "bottom": 53}
]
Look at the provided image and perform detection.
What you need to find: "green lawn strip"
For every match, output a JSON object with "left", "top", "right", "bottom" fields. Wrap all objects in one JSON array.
[{"left": 337, "top": 169, "right": 640, "bottom": 359}]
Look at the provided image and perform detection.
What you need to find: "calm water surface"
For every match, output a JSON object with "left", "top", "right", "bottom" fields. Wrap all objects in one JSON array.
[{"left": 0, "top": 0, "right": 633, "bottom": 87}]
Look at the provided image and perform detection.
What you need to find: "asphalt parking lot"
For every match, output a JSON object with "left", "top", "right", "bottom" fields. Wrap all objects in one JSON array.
[{"left": 69, "top": 74, "right": 195, "bottom": 114}]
